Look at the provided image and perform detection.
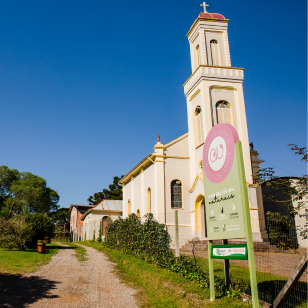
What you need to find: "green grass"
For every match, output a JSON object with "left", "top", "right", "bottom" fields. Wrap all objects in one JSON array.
[
  {"left": 0, "top": 243, "right": 61, "bottom": 274},
  {"left": 194, "top": 256, "right": 307, "bottom": 307},
  {"left": 60, "top": 242, "right": 87, "bottom": 261},
  {"left": 195, "top": 256, "right": 283, "bottom": 285},
  {"left": 79, "top": 241, "right": 251, "bottom": 308}
]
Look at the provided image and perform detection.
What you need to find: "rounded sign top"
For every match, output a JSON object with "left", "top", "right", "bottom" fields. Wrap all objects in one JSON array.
[{"left": 203, "top": 123, "right": 239, "bottom": 183}]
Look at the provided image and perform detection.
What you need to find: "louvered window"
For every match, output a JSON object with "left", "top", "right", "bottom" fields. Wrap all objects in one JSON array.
[
  {"left": 216, "top": 101, "right": 232, "bottom": 125},
  {"left": 196, "top": 45, "right": 201, "bottom": 67},
  {"left": 195, "top": 106, "right": 204, "bottom": 146},
  {"left": 210, "top": 40, "right": 221, "bottom": 66},
  {"left": 171, "top": 180, "right": 182, "bottom": 208}
]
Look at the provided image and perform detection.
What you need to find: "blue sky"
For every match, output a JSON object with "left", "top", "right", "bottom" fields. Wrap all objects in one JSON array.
[{"left": 0, "top": 0, "right": 306, "bottom": 208}]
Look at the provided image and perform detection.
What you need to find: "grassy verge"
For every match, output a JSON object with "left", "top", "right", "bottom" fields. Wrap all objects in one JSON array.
[
  {"left": 0, "top": 243, "right": 61, "bottom": 274},
  {"left": 60, "top": 242, "right": 87, "bottom": 261},
  {"left": 195, "top": 256, "right": 284, "bottom": 285},
  {"left": 80, "top": 241, "right": 250, "bottom": 308}
]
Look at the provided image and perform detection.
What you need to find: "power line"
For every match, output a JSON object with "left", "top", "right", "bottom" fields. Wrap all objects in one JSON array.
[{"left": 259, "top": 157, "right": 297, "bottom": 176}]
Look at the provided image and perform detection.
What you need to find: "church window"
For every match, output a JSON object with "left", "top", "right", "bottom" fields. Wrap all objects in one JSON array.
[
  {"left": 171, "top": 180, "right": 182, "bottom": 209},
  {"left": 196, "top": 45, "right": 201, "bottom": 67},
  {"left": 128, "top": 200, "right": 131, "bottom": 215},
  {"left": 210, "top": 40, "right": 221, "bottom": 66},
  {"left": 147, "top": 188, "right": 151, "bottom": 214},
  {"left": 137, "top": 209, "right": 140, "bottom": 220},
  {"left": 216, "top": 101, "right": 232, "bottom": 125},
  {"left": 195, "top": 106, "right": 204, "bottom": 146}
]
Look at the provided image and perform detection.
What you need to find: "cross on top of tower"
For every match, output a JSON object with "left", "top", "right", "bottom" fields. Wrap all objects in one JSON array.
[{"left": 200, "top": 2, "right": 209, "bottom": 13}]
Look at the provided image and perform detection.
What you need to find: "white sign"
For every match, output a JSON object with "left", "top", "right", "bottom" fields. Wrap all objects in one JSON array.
[
  {"left": 208, "top": 136, "right": 227, "bottom": 171},
  {"left": 212, "top": 247, "right": 246, "bottom": 257}
]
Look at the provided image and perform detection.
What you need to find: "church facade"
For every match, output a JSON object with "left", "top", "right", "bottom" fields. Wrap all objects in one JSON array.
[{"left": 119, "top": 6, "right": 266, "bottom": 247}]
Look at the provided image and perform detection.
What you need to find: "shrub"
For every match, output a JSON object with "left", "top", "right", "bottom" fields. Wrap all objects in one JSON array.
[
  {"left": 26, "top": 213, "right": 54, "bottom": 248},
  {"left": 0, "top": 216, "right": 34, "bottom": 250},
  {"left": 97, "top": 222, "right": 102, "bottom": 243},
  {"left": 105, "top": 213, "right": 172, "bottom": 261},
  {"left": 104, "top": 214, "right": 232, "bottom": 294}
]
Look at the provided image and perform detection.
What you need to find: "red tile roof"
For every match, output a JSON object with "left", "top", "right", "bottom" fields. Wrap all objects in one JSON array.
[{"left": 199, "top": 12, "right": 225, "bottom": 20}]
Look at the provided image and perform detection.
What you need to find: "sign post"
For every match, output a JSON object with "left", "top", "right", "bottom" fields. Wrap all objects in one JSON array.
[{"left": 202, "top": 123, "right": 259, "bottom": 307}]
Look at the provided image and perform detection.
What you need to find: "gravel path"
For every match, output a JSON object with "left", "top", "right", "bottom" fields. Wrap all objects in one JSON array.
[{"left": 0, "top": 243, "right": 139, "bottom": 308}]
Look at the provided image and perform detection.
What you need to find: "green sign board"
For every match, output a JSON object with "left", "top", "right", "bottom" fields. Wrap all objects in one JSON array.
[
  {"left": 211, "top": 244, "right": 248, "bottom": 260},
  {"left": 202, "top": 123, "right": 259, "bottom": 307},
  {"left": 203, "top": 151, "right": 245, "bottom": 240},
  {"left": 202, "top": 123, "right": 246, "bottom": 240}
]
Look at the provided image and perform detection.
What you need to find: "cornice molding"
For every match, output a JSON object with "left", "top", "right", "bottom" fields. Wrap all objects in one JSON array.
[
  {"left": 246, "top": 181, "right": 258, "bottom": 187},
  {"left": 164, "top": 133, "right": 189, "bottom": 149},
  {"left": 210, "top": 85, "right": 236, "bottom": 91},
  {"left": 166, "top": 223, "right": 192, "bottom": 227},
  {"left": 189, "top": 174, "right": 203, "bottom": 193},
  {"left": 187, "top": 17, "right": 230, "bottom": 38},
  {"left": 211, "top": 89, "right": 235, "bottom": 93},
  {"left": 195, "top": 142, "right": 204, "bottom": 149},
  {"left": 191, "top": 32, "right": 199, "bottom": 44},
  {"left": 189, "top": 89, "right": 201, "bottom": 101},
  {"left": 183, "top": 65, "right": 244, "bottom": 87}
]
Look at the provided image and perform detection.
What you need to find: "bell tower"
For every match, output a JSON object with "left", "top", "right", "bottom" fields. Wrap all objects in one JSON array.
[
  {"left": 184, "top": 3, "right": 252, "bottom": 185},
  {"left": 185, "top": 4, "right": 263, "bottom": 241}
]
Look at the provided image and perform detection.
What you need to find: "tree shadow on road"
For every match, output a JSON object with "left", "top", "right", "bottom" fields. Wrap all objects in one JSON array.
[{"left": 0, "top": 273, "right": 59, "bottom": 307}]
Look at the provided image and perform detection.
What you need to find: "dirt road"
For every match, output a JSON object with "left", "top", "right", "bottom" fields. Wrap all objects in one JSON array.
[{"left": 0, "top": 244, "right": 139, "bottom": 308}]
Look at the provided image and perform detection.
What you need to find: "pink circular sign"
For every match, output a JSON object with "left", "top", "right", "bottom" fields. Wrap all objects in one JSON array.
[{"left": 203, "top": 123, "right": 239, "bottom": 183}]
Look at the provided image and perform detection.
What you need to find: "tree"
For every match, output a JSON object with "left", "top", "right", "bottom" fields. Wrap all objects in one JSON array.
[
  {"left": 50, "top": 207, "right": 70, "bottom": 233},
  {"left": 0, "top": 166, "right": 59, "bottom": 218},
  {"left": 0, "top": 166, "right": 20, "bottom": 214},
  {"left": 254, "top": 144, "right": 307, "bottom": 241},
  {"left": 88, "top": 175, "right": 124, "bottom": 205},
  {"left": 0, "top": 216, "right": 34, "bottom": 250},
  {"left": 26, "top": 213, "right": 55, "bottom": 248}
]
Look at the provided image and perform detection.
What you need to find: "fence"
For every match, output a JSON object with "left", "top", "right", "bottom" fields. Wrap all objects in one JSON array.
[
  {"left": 180, "top": 211, "right": 307, "bottom": 308},
  {"left": 71, "top": 220, "right": 101, "bottom": 242}
]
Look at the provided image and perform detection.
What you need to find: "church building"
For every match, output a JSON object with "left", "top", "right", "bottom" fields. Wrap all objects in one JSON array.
[{"left": 119, "top": 4, "right": 266, "bottom": 247}]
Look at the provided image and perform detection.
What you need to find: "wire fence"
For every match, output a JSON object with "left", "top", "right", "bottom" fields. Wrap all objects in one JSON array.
[{"left": 180, "top": 211, "right": 307, "bottom": 308}]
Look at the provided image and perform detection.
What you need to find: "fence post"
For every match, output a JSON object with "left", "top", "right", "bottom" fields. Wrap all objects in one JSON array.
[
  {"left": 273, "top": 251, "right": 308, "bottom": 308},
  {"left": 175, "top": 210, "right": 179, "bottom": 257}
]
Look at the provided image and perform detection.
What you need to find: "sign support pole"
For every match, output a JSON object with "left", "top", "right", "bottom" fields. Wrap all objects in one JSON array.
[
  {"left": 223, "top": 239, "right": 230, "bottom": 287},
  {"left": 208, "top": 240, "right": 215, "bottom": 301},
  {"left": 236, "top": 142, "right": 259, "bottom": 307}
]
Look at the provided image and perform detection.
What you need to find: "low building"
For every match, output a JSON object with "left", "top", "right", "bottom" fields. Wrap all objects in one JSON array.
[
  {"left": 80, "top": 200, "right": 123, "bottom": 241},
  {"left": 70, "top": 204, "right": 93, "bottom": 241}
]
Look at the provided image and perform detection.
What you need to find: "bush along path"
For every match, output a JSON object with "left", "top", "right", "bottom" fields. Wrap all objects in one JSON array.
[
  {"left": 104, "top": 214, "right": 246, "bottom": 298},
  {"left": 0, "top": 242, "right": 139, "bottom": 308}
]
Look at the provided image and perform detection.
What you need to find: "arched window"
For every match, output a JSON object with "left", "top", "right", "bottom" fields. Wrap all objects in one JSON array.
[
  {"left": 196, "top": 45, "right": 201, "bottom": 67},
  {"left": 128, "top": 200, "right": 131, "bottom": 215},
  {"left": 216, "top": 101, "right": 232, "bottom": 125},
  {"left": 195, "top": 106, "right": 204, "bottom": 146},
  {"left": 147, "top": 188, "right": 151, "bottom": 214},
  {"left": 210, "top": 40, "right": 220, "bottom": 66},
  {"left": 171, "top": 180, "right": 182, "bottom": 209},
  {"left": 137, "top": 209, "right": 140, "bottom": 219}
]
